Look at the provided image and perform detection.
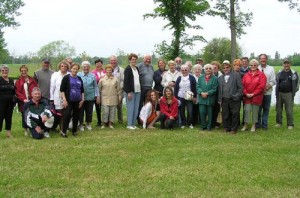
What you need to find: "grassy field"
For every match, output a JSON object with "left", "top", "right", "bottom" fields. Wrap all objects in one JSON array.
[{"left": 1, "top": 105, "right": 300, "bottom": 197}]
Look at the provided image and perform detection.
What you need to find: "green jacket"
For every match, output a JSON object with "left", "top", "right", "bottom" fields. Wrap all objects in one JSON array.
[{"left": 197, "top": 74, "right": 218, "bottom": 105}]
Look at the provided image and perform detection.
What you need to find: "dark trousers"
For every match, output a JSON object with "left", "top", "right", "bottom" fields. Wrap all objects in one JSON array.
[
  {"left": 160, "top": 114, "right": 176, "bottom": 129},
  {"left": 178, "top": 97, "right": 193, "bottom": 126},
  {"left": 0, "top": 99, "right": 14, "bottom": 131},
  {"left": 212, "top": 101, "right": 221, "bottom": 128},
  {"left": 192, "top": 103, "right": 200, "bottom": 126},
  {"left": 79, "top": 100, "right": 94, "bottom": 124},
  {"left": 222, "top": 98, "right": 241, "bottom": 132},
  {"left": 62, "top": 101, "right": 80, "bottom": 134},
  {"left": 28, "top": 116, "right": 49, "bottom": 139},
  {"left": 276, "top": 92, "right": 294, "bottom": 126},
  {"left": 51, "top": 109, "right": 64, "bottom": 130},
  {"left": 199, "top": 104, "right": 213, "bottom": 129},
  {"left": 95, "top": 101, "right": 101, "bottom": 125}
]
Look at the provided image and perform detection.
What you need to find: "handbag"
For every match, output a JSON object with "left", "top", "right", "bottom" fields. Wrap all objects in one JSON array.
[{"left": 184, "top": 91, "right": 194, "bottom": 101}]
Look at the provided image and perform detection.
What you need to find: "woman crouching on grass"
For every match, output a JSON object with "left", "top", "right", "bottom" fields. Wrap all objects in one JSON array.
[
  {"left": 159, "top": 86, "right": 178, "bottom": 129},
  {"left": 139, "top": 90, "right": 160, "bottom": 129}
]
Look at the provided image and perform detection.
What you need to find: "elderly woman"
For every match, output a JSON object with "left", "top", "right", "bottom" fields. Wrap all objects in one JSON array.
[
  {"left": 60, "top": 63, "right": 84, "bottom": 137},
  {"left": 160, "top": 86, "right": 178, "bottom": 129},
  {"left": 78, "top": 61, "right": 99, "bottom": 131},
  {"left": 0, "top": 65, "right": 15, "bottom": 137},
  {"left": 15, "top": 65, "right": 38, "bottom": 136},
  {"left": 153, "top": 59, "right": 167, "bottom": 97},
  {"left": 91, "top": 58, "right": 106, "bottom": 126},
  {"left": 139, "top": 90, "right": 160, "bottom": 129},
  {"left": 233, "top": 59, "right": 244, "bottom": 78},
  {"left": 161, "top": 60, "right": 180, "bottom": 89},
  {"left": 50, "top": 61, "right": 69, "bottom": 133},
  {"left": 98, "top": 64, "right": 121, "bottom": 129},
  {"left": 211, "top": 61, "right": 223, "bottom": 129},
  {"left": 197, "top": 64, "right": 218, "bottom": 131},
  {"left": 192, "top": 64, "right": 203, "bottom": 126},
  {"left": 124, "top": 53, "right": 141, "bottom": 130},
  {"left": 242, "top": 59, "right": 267, "bottom": 132},
  {"left": 174, "top": 64, "right": 197, "bottom": 129}
]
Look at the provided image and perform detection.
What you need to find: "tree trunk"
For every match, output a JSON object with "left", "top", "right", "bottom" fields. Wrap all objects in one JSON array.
[{"left": 230, "top": 0, "right": 237, "bottom": 63}]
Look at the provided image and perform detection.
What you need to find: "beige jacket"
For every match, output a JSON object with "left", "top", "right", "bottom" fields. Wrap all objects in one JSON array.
[{"left": 98, "top": 75, "right": 121, "bottom": 106}]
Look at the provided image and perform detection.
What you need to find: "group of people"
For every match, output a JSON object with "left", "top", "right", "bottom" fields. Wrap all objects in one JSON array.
[{"left": 0, "top": 53, "right": 298, "bottom": 139}]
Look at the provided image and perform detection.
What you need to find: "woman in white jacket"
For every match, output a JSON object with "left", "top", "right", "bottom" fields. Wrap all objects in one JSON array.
[
  {"left": 161, "top": 60, "right": 180, "bottom": 89},
  {"left": 50, "top": 60, "right": 69, "bottom": 131}
]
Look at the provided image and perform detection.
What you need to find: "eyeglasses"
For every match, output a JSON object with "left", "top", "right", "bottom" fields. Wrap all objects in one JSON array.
[
  {"left": 223, "top": 67, "right": 230, "bottom": 69},
  {"left": 181, "top": 70, "right": 187, "bottom": 72},
  {"left": 205, "top": 68, "right": 212, "bottom": 70},
  {"left": 250, "top": 65, "right": 257, "bottom": 67},
  {"left": 1, "top": 69, "right": 8, "bottom": 72}
]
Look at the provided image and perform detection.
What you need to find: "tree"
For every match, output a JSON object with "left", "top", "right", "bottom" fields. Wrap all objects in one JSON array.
[
  {"left": 202, "top": 37, "right": 242, "bottom": 63},
  {"left": 37, "top": 40, "right": 76, "bottom": 67},
  {"left": 0, "top": 0, "right": 25, "bottom": 63},
  {"left": 278, "top": 0, "right": 300, "bottom": 12},
  {"left": 144, "top": 0, "right": 210, "bottom": 60},
  {"left": 212, "top": 0, "right": 252, "bottom": 62}
]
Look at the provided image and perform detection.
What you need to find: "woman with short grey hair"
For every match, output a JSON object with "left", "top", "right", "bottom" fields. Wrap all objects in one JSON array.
[{"left": 0, "top": 65, "right": 15, "bottom": 137}]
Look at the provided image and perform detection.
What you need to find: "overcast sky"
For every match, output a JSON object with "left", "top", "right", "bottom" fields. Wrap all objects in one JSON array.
[{"left": 4, "top": 0, "right": 300, "bottom": 59}]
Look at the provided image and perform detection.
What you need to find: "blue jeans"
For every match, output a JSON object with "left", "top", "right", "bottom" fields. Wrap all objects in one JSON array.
[
  {"left": 126, "top": 92, "right": 141, "bottom": 127},
  {"left": 178, "top": 97, "right": 193, "bottom": 126},
  {"left": 257, "top": 95, "right": 271, "bottom": 129}
]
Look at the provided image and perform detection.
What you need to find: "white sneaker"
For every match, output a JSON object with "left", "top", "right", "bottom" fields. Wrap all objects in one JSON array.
[
  {"left": 189, "top": 125, "right": 194, "bottom": 129},
  {"left": 101, "top": 125, "right": 105, "bottom": 129},
  {"left": 127, "top": 126, "right": 135, "bottom": 130},
  {"left": 86, "top": 125, "right": 92, "bottom": 131},
  {"left": 288, "top": 126, "right": 294, "bottom": 130},
  {"left": 275, "top": 124, "right": 282, "bottom": 128},
  {"left": 181, "top": 126, "right": 185, "bottom": 129},
  {"left": 133, "top": 126, "right": 139, "bottom": 129},
  {"left": 109, "top": 125, "right": 114, "bottom": 129},
  {"left": 44, "top": 132, "right": 50, "bottom": 138},
  {"left": 79, "top": 125, "right": 84, "bottom": 131}
]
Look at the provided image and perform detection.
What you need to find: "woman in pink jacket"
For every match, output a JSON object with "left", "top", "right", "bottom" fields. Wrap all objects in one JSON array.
[{"left": 241, "top": 59, "right": 266, "bottom": 132}]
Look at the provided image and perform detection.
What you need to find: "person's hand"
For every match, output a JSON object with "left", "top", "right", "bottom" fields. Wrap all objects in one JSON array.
[
  {"left": 169, "top": 116, "right": 174, "bottom": 120},
  {"left": 79, "top": 100, "right": 84, "bottom": 108},
  {"left": 24, "top": 99, "right": 29, "bottom": 103},
  {"left": 41, "top": 115, "right": 48, "bottom": 123},
  {"left": 128, "top": 92, "right": 133, "bottom": 100},
  {"left": 35, "top": 126, "right": 42, "bottom": 134},
  {"left": 96, "top": 96, "right": 100, "bottom": 105},
  {"left": 193, "top": 98, "right": 197, "bottom": 103},
  {"left": 63, "top": 100, "right": 68, "bottom": 108}
]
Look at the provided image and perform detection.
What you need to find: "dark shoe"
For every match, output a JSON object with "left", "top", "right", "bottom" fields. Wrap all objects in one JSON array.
[{"left": 230, "top": 131, "right": 237, "bottom": 134}]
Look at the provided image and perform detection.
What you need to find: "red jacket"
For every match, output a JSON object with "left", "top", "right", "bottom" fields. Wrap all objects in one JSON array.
[
  {"left": 159, "top": 96, "right": 178, "bottom": 119},
  {"left": 242, "top": 70, "right": 266, "bottom": 105},
  {"left": 15, "top": 76, "right": 38, "bottom": 111}
]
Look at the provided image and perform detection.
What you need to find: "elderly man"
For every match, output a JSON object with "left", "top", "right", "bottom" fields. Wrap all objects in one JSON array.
[
  {"left": 218, "top": 60, "right": 243, "bottom": 134},
  {"left": 174, "top": 57, "right": 183, "bottom": 71},
  {"left": 240, "top": 57, "right": 250, "bottom": 78},
  {"left": 34, "top": 58, "right": 54, "bottom": 100},
  {"left": 275, "top": 59, "right": 299, "bottom": 130},
  {"left": 137, "top": 54, "right": 154, "bottom": 121},
  {"left": 24, "top": 87, "right": 54, "bottom": 139},
  {"left": 257, "top": 54, "right": 276, "bottom": 130},
  {"left": 110, "top": 55, "right": 124, "bottom": 123}
]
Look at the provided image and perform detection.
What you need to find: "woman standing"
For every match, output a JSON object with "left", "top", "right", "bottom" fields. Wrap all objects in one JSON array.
[
  {"left": 192, "top": 64, "right": 202, "bottom": 126},
  {"left": 159, "top": 86, "right": 178, "bottom": 129},
  {"left": 153, "top": 59, "right": 167, "bottom": 97},
  {"left": 91, "top": 58, "right": 106, "bottom": 126},
  {"left": 78, "top": 61, "right": 99, "bottom": 131},
  {"left": 197, "top": 64, "right": 218, "bottom": 131},
  {"left": 50, "top": 60, "right": 69, "bottom": 132},
  {"left": 161, "top": 60, "right": 180, "bottom": 89},
  {"left": 139, "top": 90, "right": 160, "bottom": 129},
  {"left": 98, "top": 65, "right": 121, "bottom": 129},
  {"left": 241, "top": 59, "right": 266, "bottom": 132},
  {"left": 15, "top": 65, "right": 38, "bottom": 136},
  {"left": 123, "top": 53, "right": 141, "bottom": 130},
  {"left": 60, "top": 63, "right": 84, "bottom": 137},
  {"left": 174, "top": 65, "right": 197, "bottom": 129},
  {"left": 0, "top": 65, "right": 15, "bottom": 137}
]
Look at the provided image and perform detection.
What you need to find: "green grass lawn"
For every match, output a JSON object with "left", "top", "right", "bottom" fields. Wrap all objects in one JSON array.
[{"left": 1, "top": 106, "right": 300, "bottom": 197}]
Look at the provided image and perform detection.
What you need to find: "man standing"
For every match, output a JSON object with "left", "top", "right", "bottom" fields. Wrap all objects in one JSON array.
[
  {"left": 175, "top": 57, "right": 183, "bottom": 71},
  {"left": 275, "top": 59, "right": 299, "bottom": 130},
  {"left": 137, "top": 55, "right": 154, "bottom": 119},
  {"left": 218, "top": 60, "right": 243, "bottom": 134},
  {"left": 110, "top": 55, "right": 124, "bottom": 123},
  {"left": 34, "top": 58, "right": 54, "bottom": 100},
  {"left": 240, "top": 57, "right": 250, "bottom": 78},
  {"left": 257, "top": 54, "right": 276, "bottom": 130}
]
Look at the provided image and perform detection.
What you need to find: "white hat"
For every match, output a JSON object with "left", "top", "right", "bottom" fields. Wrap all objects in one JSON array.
[
  {"left": 44, "top": 116, "right": 54, "bottom": 128},
  {"left": 222, "top": 60, "right": 230, "bottom": 65}
]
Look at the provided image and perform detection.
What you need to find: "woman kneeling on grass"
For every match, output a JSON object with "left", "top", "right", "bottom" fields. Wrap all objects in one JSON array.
[
  {"left": 139, "top": 90, "right": 160, "bottom": 129},
  {"left": 159, "top": 86, "right": 178, "bottom": 129}
]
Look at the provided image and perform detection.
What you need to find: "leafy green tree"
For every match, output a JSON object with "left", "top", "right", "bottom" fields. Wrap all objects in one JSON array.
[
  {"left": 278, "top": 0, "right": 300, "bottom": 12},
  {"left": 144, "top": 0, "right": 210, "bottom": 60},
  {"left": 202, "top": 37, "right": 242, "bottom": 63},
  {"left": 212, "top": 0, "right": 252, "bottom": 62},
  {"left": 0, "top": 0, "right": 25, "bottom": 63},
  {"left": 37, "top": 40, "right": 76, "bottom": 68}
]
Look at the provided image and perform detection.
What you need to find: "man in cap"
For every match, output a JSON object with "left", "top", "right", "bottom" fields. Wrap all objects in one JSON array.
[
  {"left": 195, "top": 58, "right": 204, "bottom": 66},
  {"left": 275, "top": 59, "right": 299, "bottom": 130},
  {"left": 34, "top": 58, "right": 54, "bottom": 100}
]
